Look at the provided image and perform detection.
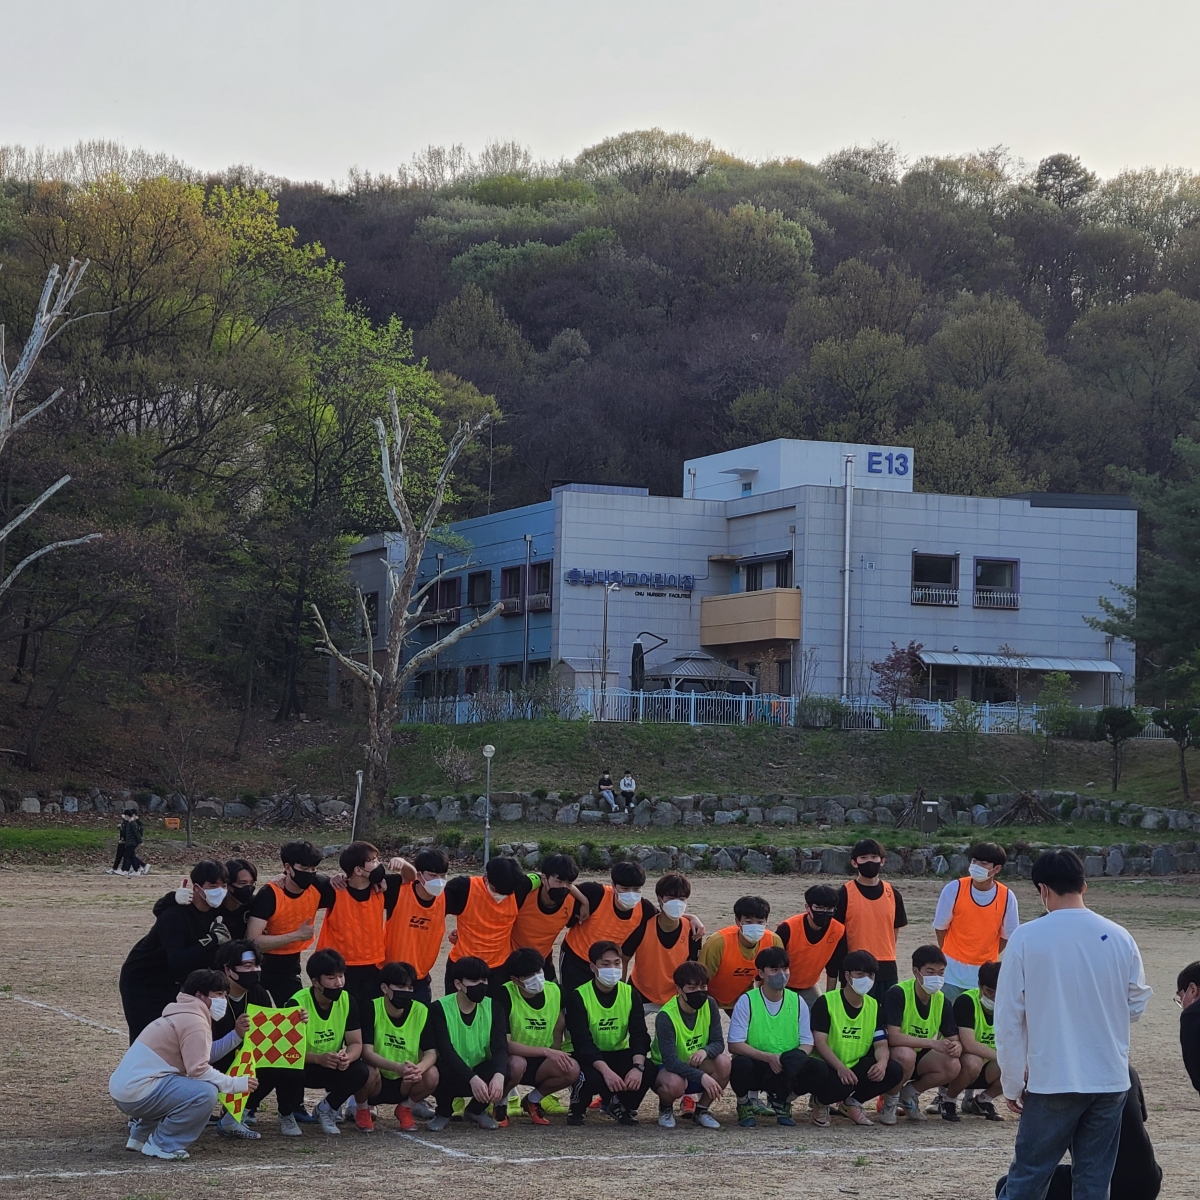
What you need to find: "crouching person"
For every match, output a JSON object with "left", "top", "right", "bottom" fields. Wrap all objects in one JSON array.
[
  {"left": 428, "top": 956, "right": 510, "bottom": 1131},
  {"left": 808, "top": 950, "right": 904, "bottom": 1127},
  {"left": 362, "top": 961, "right": 438, "bottom": 1131},
  {"left": 728, "top": 948, "right": 821, "bottom": 1128},
  {"left": 109, "top": 968, "right": 257, "bottom": 1161},
  {"left": 951, "top": 959, "right": 1003, "bottom": 1120},
  {"left": 650, "top": 960, "right": 731, "bottom": 1129}
]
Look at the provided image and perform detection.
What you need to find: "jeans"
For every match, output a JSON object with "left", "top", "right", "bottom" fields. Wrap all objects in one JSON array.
[
  {"left": 600, "top": 789, "right": 617, "bottom": 811},
  {"left": 998, "top": 1089, "right": 1129, "bottom": 1200},
  {"left": 115, "top": 1075, "right": 218, "bottom": 1154}
]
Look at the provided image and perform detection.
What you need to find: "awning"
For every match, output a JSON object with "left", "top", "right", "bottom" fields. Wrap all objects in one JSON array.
[
  {"left": 737, "top": 549, "right": 793, "bottom": 566},
  {"left": 919, "top": 651, "right": 1123, "bottom": 675},
  {"left": 645, "top": 651, "right": 757, "bottom": 684}
]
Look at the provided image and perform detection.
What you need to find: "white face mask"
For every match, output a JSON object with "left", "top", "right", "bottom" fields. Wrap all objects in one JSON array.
[
  {"left": 521, "top": 972, "right": 546, "bottom": 995},
  {"left": 204, "top": 887, "right": 228, "bottom": 908},
  {"left": 850, "top": 975, "right": 875, "bottom": 996},
  {"left": 740, "top": 923, "right": 767, "bottom": 943},
  {"left": 968, "top": 862, "right": 993, "bottom": 883},
  {"left": 487, "top": 886, "right": 508, "bottom": 904},
  {"left": 616, "top": 891, "right": 642, "bottom": 910},
  {"left": 662, "top": 899, "right": 688, "bottom": 920},
  {"left": 596, "top": 966, "right": 623, "bottom": 987},
  {"left": 208, "top": 995, "right": 228, "bottom": 1020},
  {"left": 922, "top": 974, "right": 945, "bottom": 993},
  {"left": 422, "top": 876, "right": 447, "bottom": 896},
  {"left": 980, "top": 994, "right": 996, "bottom": 1012}
]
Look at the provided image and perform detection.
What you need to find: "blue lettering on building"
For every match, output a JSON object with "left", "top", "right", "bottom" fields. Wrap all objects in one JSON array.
[{"left": 565, "top": 567, "right": 694, "bottom": 591}]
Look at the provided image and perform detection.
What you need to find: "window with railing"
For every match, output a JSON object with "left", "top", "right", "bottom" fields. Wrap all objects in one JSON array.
[
  {"left": 500, "top": 567, "right": 523, "bottom": 614},
  {"left": 466, "top": 570, "right": 491, "bottom": 607},
  {"left": 527, "top": 561, "right": 552, "bottom": 610},
  {"left": 974, "top": 559, "right": 1020, "bottom": 609},
  {"left": 911, "top": 553, "right": 959, "bottom": 605}
]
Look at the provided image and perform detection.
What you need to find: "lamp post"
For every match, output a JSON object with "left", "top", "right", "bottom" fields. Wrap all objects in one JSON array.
[
  {"left": 600, "top": 581, "right": 620, "bottom": 720},
  {"left": 482, "top": 744, "right": 495, "bottom": 862}
]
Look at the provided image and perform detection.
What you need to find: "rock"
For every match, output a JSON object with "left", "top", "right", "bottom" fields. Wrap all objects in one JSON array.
[
  {"left": 415, "top": 801, "right": 439, "bottom": 820},
  {"left": 885, "top": 850, "right": 904, "bottom": 875},
  {"left": 555, "top": 803, "right": 580, "bottom": 825},
  {"left": 1084, "top": 855, "right": 1105, "bottom": 877},
  {"left": 315, "top": 799, "right": 348, "bottom": 817},
  {"left": 92, "top": 794, "right": 110, "bottom": 814},
  {"left": 713, "top": 810, "right": 739, "bottom": 825},
  {"left": 906, "top": 852, "right": 927, "bottom": 875},
  {"left": 194, "top": 800, "right": 223, "bottom": 818},
  {"left": 523, "top": 852, "right": 540, "bottom": 867},
  {"left": 1140, "top": 811, "right": 1164, "bottom": 831},
  {"left": 974, "top": 810, "right": 990, "bottom": 826},
  {"left": 580, "top": 810, "right": 604, "bottom": 825},
  {"left": 466, "top": 796, "right": 488, "bottom": 820},
  {"left": 954, "top": 811, "right": 972, "bottom": 826},
  {"left": 499, "top": 804, "right": 524, "bottom": 822},
  {"left": 873, "top": 807, "right": 895, "bottom": 826},
  {"left": 743, "top": 849, "right": 773, "bottom": 874},
  {"left": 1123, "top": 856, "right": 1148, "bottom": 875},
  {"left": 147, "top": 794, "right": 166, "bottom": 813},
  {"left": 20, "top": 797, "right": 41, "bottom": 813},
  {"left": 824, "top": 802, "right": 845, "bottom": 826},
  {"left": 699, "top": 796, "right": 721, "bottom": 815},
  {"left": 434, "top": 800, "right": 462, "bottom": 823},
  {"left": 846, "top": 808, "right": 872, "bottom": 825},
  {"left": 775, "top": 847, "right": 798, "bottom": 869},
  {"left": 62, "top": 795, "right": 78, "bottom": 813},
  {"left": 392, "top": 798, "right": 412, "bottom": 817},
  {"left": 529, "top": 803, "right": 558, "bottom": 822},
  {"left": 1151, "top": 845, "right": 1177, "bottom": 875},
  {"left": 580, "top": 794, "right": 599, "bottom": 811},
  {"left": 932, "top": 854, "right": 949, "bottom": 875},
  {"left": 677, "top": 853, "right": 699, "bottom": 872},
  {"left": 41, "top": 801, "right": 61, "bottom": 815},
  {"left": 169, "top": 793, "right": 189, "bottom": 814},
  {"left": 745, "top": 807, "right": 764, "bottom": 825},
  {"left": 639, "top": 850, "right": 674, "bottom": 871},
  {"left": 820, "top": 848, "right": 851, "bottom": 875},
  {"left": 607, "top": 812, "right": 629, "bottom": 824},
  {"left": 1178, "top": 852, "right": 1200, "bottom": 873},
  {"left": 800, "top": 859, "right": 822, "bottom": 873},
  {"left": 767, "top": 806, "right": 797, "bottom": 825},
  {"left": 631, "top": 800, "right": 655, "bottom": 827},
  {"left": 652, "top": 803, "right": 682, "bottom": 827},
  {"left": 222, "top": 802, "right": 251, "bottom": 818},
  {"left": 1105, "top": 849, "right": 1125, "bottom": 877},
  {"left": 683, "top": 811, "right": 705, "bottom": 827},
  {"left": 1016, "top": 854, "right": 1033, "bottom": 878},
  {"left": 948, "top": 853, "right": 969, "bottom": 877},
  {"left": 713, "top": 848, "right": 737, "bottom": 871}
]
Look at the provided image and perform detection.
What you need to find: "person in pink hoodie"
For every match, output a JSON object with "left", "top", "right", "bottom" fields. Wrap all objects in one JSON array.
[{"left": 109, "top": 968, "right": 257, "bottom": 1160}]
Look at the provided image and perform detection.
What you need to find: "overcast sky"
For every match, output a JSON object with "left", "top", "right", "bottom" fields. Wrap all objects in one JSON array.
[{"left": 5, "top": 0, "right": 1197, "bottom": 183}]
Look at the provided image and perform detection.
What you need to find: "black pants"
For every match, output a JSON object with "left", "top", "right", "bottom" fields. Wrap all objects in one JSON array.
[
  {"left": 868, "top": 961, "right": 899, "bottom": 1003},
  {"left": 344, "top": 965, "right": 381, "bottom": 1013},
  {"left": 558, "top": 946, "right": 594, "bottom": 993},
  {"left": 252, "top": 1061, "right": 370, "bottom": 1116},
  {"left": 119, "top": 978, "right": 175, "bottom": 1043},
  {"left": 730, "top": 1049, "right": 823, "bottom": 1102},
  {"left": 809, "top": 1055, "right": 904, "bottom": 1105},
  {"left": 573, "top": 1049, "right": 650, "bottom": 1114},
  {"left": 433, "top": 1059, "right": 495, "bottom": 1115},
  {"left": 261, "top": 961, "right": 303, "bottom": 1007}
]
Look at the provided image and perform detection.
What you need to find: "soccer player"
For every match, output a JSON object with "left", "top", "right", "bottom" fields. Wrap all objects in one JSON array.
[
  {"left": 314, "top": 841, "right": 389, "bottom": 1012},
  {"left": 933, "top": 842, "right": 1018, "bottom": 1001},
  {"left": 700, "top": 895, "right": 782, "bottom": 1011},
  {"left": 427, "top": 956, "right": 510, "bottom": 1131},
  {"left": 827, "top": 839, "right": 907, "bottom": 1000},
  {"left": 560, "top": 862, "right": 658, "bottom": 991},
  {"left": 808, "top": 950, "right": 904, "bottom": 1127},
  {"left": 498, "top": 947, "right": 581, "bottom": 1124},
  {"left": 444, "top": 857, "right": 535, "bottom": 994},
  {"left": 950, "top": 959, "right": 1003, "bottom": 1120},
  {"left": 565, "top": 940, "right": 651, "bottom": 1125},
  {"left": 776, "top": 884, "right": 844, "bottom": 1006},
  {"left": 361, "top": 961, "right": 438, "bottom": 1130},
  {"left": 246, "top": 841, "right": 333, "bottom": 1002},
  {"left": 648, "top": 960, "right": 730, "bottom": 1129},
  {"left": 384, "top": 847, "right": 448, "bottom": 1005},
  {"left": 885, "top": 944, "right": 976, "bottom": 1122},
  {"left": 630, "top": 873, "right": 702, "bottom": 1012},
  {"left": 509, "top": 854, "right": 591, "bottom": 983},
  {"left": 220, "top": 858, "right": 259, "bottom": 940},
  {"left": 728, "top": 947, "right": 821, "bottom": 1129}
]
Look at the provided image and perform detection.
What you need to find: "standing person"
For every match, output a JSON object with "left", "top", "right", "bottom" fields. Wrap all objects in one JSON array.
[
  {"left": 933, "top": 842, "right": 1018, "bottom": 1001},
  {"left": 827, "top": 839, "right": 908, "bottom": 1000},
  {"left": 509, "top": 854, "right": 591, "bottom": 983},
  {"left": 699, "top": 895, "right": 783, "bottom": 1012},
  {"left": 220, "top": 858, "right": 258, "bottom": 941},
  {"left": 619, "top": 769, "right": 637, "bottom": 811},
  {"left": 1178, "top": 960, "right": 1200, "bottom": 1095},
  {"left": 245, "top": 841, "right": 333, "bottom": 1002},
  {"left": 315, "top": 841, "right": 389, "bottom": 1013},
  {"left": 384, "top": 847, "right": 448, "bottom": 1005},
  {"left": 629, "top": 873, "right": 702, "bottom": 1012},
  {"left": 119, "top": 861, "right": 232, "bottom": 1041},
  {"left": 995, "top": 849, "right": 1152, "bottom": 1200},
  {"left": 108, "top": 808, "right": 147, "bottom": 876},
  {"left": 560, "top": 862, "right": 658, "bottom": 991},
  {"left": 361, "top": 961, "right": 439, "bottom": 1130},
  {"left": 426, "top": 957, "right": 510, "bottom": 1131},
  {"left": 776, "top": 885, "right": 844, "bottom": 1007},
  {"left": 564, "top": 940, "right": 651, "bottom": 1125},
  {"left": 444, "top": 857, "right": 535, "bottom": 994},
  {"left": 109, "top": 968, "right": 256, "bottom": 1160},
  {"left": 953, "top": 959, "right": 1003, "bottom": 1119}
]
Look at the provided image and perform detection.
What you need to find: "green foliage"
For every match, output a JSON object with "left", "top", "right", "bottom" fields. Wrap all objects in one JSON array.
[{"left": 1093, "top": 707, "right": 1148, "bottom": 790}]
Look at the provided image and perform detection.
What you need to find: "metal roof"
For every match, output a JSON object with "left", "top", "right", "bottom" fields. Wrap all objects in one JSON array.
[
  {"left": 645, "top": 651, "right": 757, "bottom": 683},
  {"left": 918, "top": 651, "right": 1123, "bottom": 675}
]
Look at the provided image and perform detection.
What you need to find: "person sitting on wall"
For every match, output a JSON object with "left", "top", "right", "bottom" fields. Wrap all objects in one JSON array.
[
  {"left": 597, "top": 770, "right": 617, "bottom": 812},
  {"left": 619, "top": 770, "right": 637, "bottom": 811}
]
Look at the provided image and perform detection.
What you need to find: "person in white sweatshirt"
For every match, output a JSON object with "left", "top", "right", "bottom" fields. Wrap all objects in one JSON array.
[
  {"left": 109, "top": 968, "right": 257, "bottom": 1160},
  {"left": 994, "top": 849, "right": 1152, "bottom": 1200}
]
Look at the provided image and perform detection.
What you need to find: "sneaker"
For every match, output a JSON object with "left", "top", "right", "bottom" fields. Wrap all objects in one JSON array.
[
  {"left": 507, "top": 1093, "right": 522, "bottom": 1117},
  {"left": 750, "top": 1098, "right": 774, "bottom": 1118},
  {"left": 974, "top": 1096, "right": 1001, "bottom": 1122},
  {"left": 540, "top": 1094, "right": 566, "bottom": 1115},
  {"left": 294, "top": 1107, "right": 317, "bottom": 1124},
  {"left": 124, "top": 1134, "right": 145, "bottom": 1151},
  {"left": 842, "top": 1101, "right": 874, "bottom": 1126},
  {"left": 811, "top": 1103, "right": 831, "bottom": 1127},
  {"left": 680, "top": 1095, "right": 697, "bottom": 1117},
  {"left": 138, "top": 865, "right": 151, "bottom": 875},
  {"left": 106, "top": 868, "right": 119, "bottom": 875},
  {"left": 216, "top": 1113, "right": 261, "bottom": 1140},
  {"left": 615, "top": 1105, "right": 638, "bottom": 1126},
  {"left": 880, "top": 1095, "right": 899, "bottom": 1126},
  {"left": 589, "top": 1095, "right": 602, "bottom": 1110},
  {"left": 491, "top": 1103, "right": 509, "bottom": 1128},
  {"left": 242, "top": 1110, "right": 258, "bottom": 1127},
  {"left": 315, "top": 1101, "right": 341, "bottom": 1136},
  {"left": 658, "top": 1107, "right": 676, "bottom": 1129},
  {"left": 354, "top": 1106, "right": 374, "bottom": 1132},
  {"left": 470, "top": 1110, "right": 500, "bottom": 1130},
  {"left": 427, "top": 1114, "right": 451, "bottom": 1131},
  {"left": 452, "top": 1096, "right": 467, "bottom": 1119},
  {"left": 900, "top": 1091, "right": 926, "bottom": 1122},
  {"left": 694, "top": 1109, "right": 721, "bottom": 1130},
  {"left": 523, "top": 1097, "right": 551, "bottom": 1126},
  {"left": 737, "top": 1102, "right": 757, "bottom": 1128},
  {"left": 410, "top": 1100, "right": 435, "bottom": 1120},
  {"left": 567, "top": 1107, "right": 585, "bottom": 1126},
  {"left": 940, "top": 1099, "right": 961, "bottom": 1123},
  {"left": 141, "top": 1141, "right": 188, "bottom": 1160},
  {"left": 279, "top": 1113, "right": 302, "bottom": 1137},
  {"left": 395, "top": 1104, "right": 416, "bottom": 1131},
  {"left": 772, "top": 1099, "right": 796, "bottom": 1127}
]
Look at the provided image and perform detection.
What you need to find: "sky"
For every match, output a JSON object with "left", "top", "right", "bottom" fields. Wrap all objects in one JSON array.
[{"left": 4, "top": 0, "right": 1198, "bottom": 184}]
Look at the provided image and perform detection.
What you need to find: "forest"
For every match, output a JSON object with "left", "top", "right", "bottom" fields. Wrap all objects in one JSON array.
[{"left": 0, "top": 129, "right": 1199, "bottom": 781}]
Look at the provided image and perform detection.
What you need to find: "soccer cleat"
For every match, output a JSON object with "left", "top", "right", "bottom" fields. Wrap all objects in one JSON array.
[
  {"left": 409, "top": 1099, "right": 435, "bottom": 1120},
  {"left": 354, "top": 1106, "right": 374, "bottom": 1132},
  {"left": 658, "top": 1107, "right": 676, "bottom": 1128},
  {"left": 900, "top": 1091, "right": 927, "bottom": 1122},
  {"left": 395, "top": 1104, "right": 416, "bottom": 1131},
  {"left": 293, "top": 1107, "right": 317, "bottom": 1124},
  {"left": 940, "top": 1099, "right": 961, "bottom": 1123},
  {"left": 523, "top": 1097, "right": 551, "bottom": 1125},
  {"left": 507, "top": 1093, "right": 522, "bottom": 1117},
  {"left": 141, "top": 1141, "right": 189, "bottom": 1160},
  {"left": 772, "top": 1100, "right": 796, "bottom": 1127},
  {"left": 880, "top": 1095, "right": 899, "bottom": 1126},
  {"left": 842, "top": 1100, "right": 873, "bottom": 1126},
  {"left": 615, "top": 1105, "right": 638, "bottom": 1126},
  {"left": 241, "top": 1110, "right": 257, "bottom": 1127},
  {"left": 492, "top": 1103, "right": 509, "bottom": 1128},
  {"left": 737, "top": 1102, "right": 757, "bottom": 1128},
  {"left": 278, "top": 1113, "right": 302, "bottom": 1137},
  {"left": 124, "top": 1135, "right": 145, "bottom": 1152},
  {"left": 567, "top": 1106, "right": 585, "bottom": 1126},
  {"left": 452, "top": 1096, "right": 467, "bottom": 1119},
  {"left": 680, "top": 1095, "right": 697, "bottom": 1117},
  {"left": 539, "top": 1094, "right": 567, "bottom": 1115},
  {"left": 315, "top": 1101, "right": 341, "bottom": 1136},
  {"left": 974, "top": 1096, "right": 1001, "bottom": 1121},
  {"left": 589, "top": 1095, "right": 602, "bottom": 1110},
  {"left": 471, "top": 1110, "right": 500, "bottom": 1130},
  {"left": 694, "top": 1109, "right": 721, "bottom": 1130},
  {"left": 811, "top": 1103, "right": 831, "bottom": 1127},
  {"left": 750, "top": 1098, "right": 774, "bottom": 1118},
  {"left": 427, "top": 1114, "right": 451, "bottom": 1131},
  {"left": 216, "top": 1113, "right": 261, "bottom": 1140}
]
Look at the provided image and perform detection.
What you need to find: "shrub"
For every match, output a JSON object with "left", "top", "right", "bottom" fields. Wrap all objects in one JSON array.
[
  {"left": 442, "top": 829, "right": 463, "bottom": 849},
  {"left": 532, "top": 788, "right": 548, "bottom": 800}
]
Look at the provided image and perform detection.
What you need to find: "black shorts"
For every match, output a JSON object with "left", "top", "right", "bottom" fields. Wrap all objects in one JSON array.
[
  {"left": 643, "top": 1061, "right": 704, "bottom": 1096},
  {"left": 517, "top": 1056, "right": 548, "bottom": 1086},
  {"left": 968, "top": 1065, "right": 997, "bottom": 1090},
  {"left": 374, "top": 1076, "right": 415, "bottom": 1104}
]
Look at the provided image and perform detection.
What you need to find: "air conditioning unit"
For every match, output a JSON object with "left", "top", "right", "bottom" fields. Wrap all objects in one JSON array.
[
  {"left": 500, "top": 597, "right": 521, "bottom": 614},
  {"left": 527, "top": 592, "right": 552, "bottom": 612}
]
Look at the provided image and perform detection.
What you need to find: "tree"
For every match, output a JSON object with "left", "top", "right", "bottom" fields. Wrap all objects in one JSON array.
[
  {"left": 1093, "top": 706, "right": 1146, "bottom": 791},
  {"left": 1034, "top": 670, "right": 1077, "bottom": 786},
  {"left": 312, "top": 389, "right": 504, "bottom": 825},
  {"left": 945, "top": 697, "right": 983, "bottom": 773},
  {"left": 870, "top": 640, "right": 924, "bottom": 713},
  {"left": 1033, "top": 154, "right": 1098, "bottom": 210},
  {"left": 1151, "top": 708, "right": 1198, "bottom": 801}
]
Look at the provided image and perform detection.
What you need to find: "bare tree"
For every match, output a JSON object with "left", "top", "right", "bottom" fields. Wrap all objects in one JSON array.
[
  {"left": 0, "top": 259, "right": 101, "bottom": 595},
  {"left": 312, "top": 389, "right": 503, "bottom": 825}
]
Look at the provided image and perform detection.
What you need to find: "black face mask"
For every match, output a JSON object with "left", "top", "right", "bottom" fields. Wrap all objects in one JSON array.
[
  {"left": 319, "top": 985, "right": 344, "bottom": 1003},
  {"left": 547, "top": 887, "right": 569, "bottom": 904},
  {"left": 682, "top": 989, "right": 709, "bottom": 1009},
  {"left": 234, "top": 969, "right": 261, "bottom": 989},
  {"left": 368, "top": 864, "right": 387, "bottom": 887},
  {"left": 290, "top": 869, "right": 316, "bottom": 891},
  {"left": 809, "top": 911, "right": 833, "bottom": 928},
  {"left": 230, "top": 884, "right": 255, "bottom": 905},
  {"left": 387, "top": 990, "right": 414, "bottom": 1012},
  {"left": 857, "top": 861, "right": 882, "bottom": 879},
  {"left": 463, "top": 982, "right": 488, "bottom": 1004}
]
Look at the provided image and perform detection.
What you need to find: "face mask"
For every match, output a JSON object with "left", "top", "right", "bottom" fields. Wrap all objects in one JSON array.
[
  {"left": 850, "top": 975, "right": 875, "bottom": 996},
  {"left": 204, "top": 887, "right": 228, "bottom": 908},
  {"left": 521, "top": 972, "right": 546, "bottom": 995},
  {"left": 463, "top": 982, "right": 489, "bottom": 1004},
  {"left": 921, "top": 975, "right": 945, "bottom": 993},
  {"left": 234, "top": 969, "right": 261, "bottom": 989},
  {"left": 387, "top": 989, "right": 413, "bottom": 1010},
  {"left": 968, "top": 863, "right": 993, "bottom": 883},
  {"left": 662, "top": 899, "right": 688, "bottom": 920},
  {"left": 740, "top": 923, "right": 767, "bottom": 943},
  {"left": 487, "top": 886, "right": 510, "bottom": 904},
  {"left": 809, "top": 910, "right": 833, "bottom": 928},
  {"left": 230, "top": 884, "right": 255, "bottom": 905},
  {"left": 980, "top": 994, "right": 996, "bottom": 1012},
  {"left": 209, "top": 995, "right": 228, "bottom": 1020},
  {"left": 616, "top": 891, "right": 642, "bottom": 910},
  {"left": 547, "top": 886, "right": 569, "bottom": 904},
  {"left": 857, "top": 861, "right": 882, "bottom": 879},
  {"left": 764, "top": 972, "right": 789, "bottom": 991},
  {"left": 290, "top": 869, "right": 316, "bottom": 891},
  {"left": 367, "top": 863, "right": 386, "bottom": 886},
  {"left": 421, "top": 876, "right": 447, "bottom": 896},
  {"left": 596, "top": 966, "right": 623, "bottom": 987},
  {"left": 682, "top": 988, "right": 709, "bottom": 1008},
  {"left": 320, "top": 985, "right": 344, "bottom": 1003}
]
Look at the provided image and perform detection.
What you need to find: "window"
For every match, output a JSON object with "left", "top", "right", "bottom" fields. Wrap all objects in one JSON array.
[
  {"left": 741, "top": 480, "right": 752, "bottom": 495},
  {"left": 433, "top": 668, "right": 459, "bottom": 698},
  {"left": 528, "top": 659, "right": 550, "bottom": 681},
  {"left": 974, "top": 559, "right": 1020, "bottom": 609},
  {"left": 911, "top": 553, "right": 959, "bottom": 606},
  {"left": 778, "top": 659, "right": 792, "bottom": 695},
  {"left": 775, "top": 557, "right": 792, "bottom": 589},
  {"left": 464, "top": 664, "right": 489, "bottom": 694},
  {"left": 744, "top": 563, "right": 763, "bottom": 591},
  {"left": 466, "top": 571, "right": 491, "bottom": 606},
  {"left": 361, "top": 591, "right": 379, "bottom": 636},
  {"left": 530, "top": 561, "right": 552, "bottom": 593},
  {"left": 497, "top": 662, "right": 522, "bottom": 691},
  {"left": 501, "top": 567, "right": 523, "bottom": 598},
  {"left": 435, "top": 577, "right": 460, "bottom": 613}
]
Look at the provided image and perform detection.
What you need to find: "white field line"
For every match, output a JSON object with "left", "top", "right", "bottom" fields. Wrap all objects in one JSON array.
[
  {"left": 4, "top": 993, "right": 125, "bottom": 1036},
  {"left": 0, "top": 1163, "right": 334, "bottom": 1182}
]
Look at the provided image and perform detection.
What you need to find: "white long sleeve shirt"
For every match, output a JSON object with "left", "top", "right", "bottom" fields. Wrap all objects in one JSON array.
[
  {"left": 994, "top": 907, "right": 1152, "bottom": 1099},
  {"left": 729, "top": 990, "right": 812, "bottom": 1047}
]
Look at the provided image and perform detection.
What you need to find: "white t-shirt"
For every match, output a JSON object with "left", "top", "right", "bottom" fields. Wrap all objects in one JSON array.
[
  {"left": 932, "top": 878, "right": 1020, "bottom": 990},
  {"left": 994, "top": 907, "right": 1152, "bottom": 1098},
  {"left": 729, "top": 989, "right": 812, "bottom": 1047},
  {"left": 620, "top": 776, "right": 636, "bottom": 792}
]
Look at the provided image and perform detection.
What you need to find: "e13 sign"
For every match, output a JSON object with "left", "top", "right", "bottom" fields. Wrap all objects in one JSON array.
[{"left": 867, "top": 450, "right": 909, "bottom": 476}]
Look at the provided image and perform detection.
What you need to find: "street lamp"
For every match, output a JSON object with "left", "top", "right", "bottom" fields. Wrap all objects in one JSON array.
[
  {"left": 600, "top": 581, "right": 620, "bottom": 720},
  {"left": 482, "top": 744, "right": 495, "bottom": 863}
]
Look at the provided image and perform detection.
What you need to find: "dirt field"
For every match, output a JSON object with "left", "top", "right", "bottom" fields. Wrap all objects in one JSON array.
[{"left": 3, "top": 866, "right": 1199, "bottom": 1200}]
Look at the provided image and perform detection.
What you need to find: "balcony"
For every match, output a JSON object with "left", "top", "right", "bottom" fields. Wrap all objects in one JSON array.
[
  {"left": 499, "top": 596, "right": 521, "bottom": 615},
  {"left": 911, "top": 586, "right": 959, "bottom": 606},
  {"left": 700, "top": 587, "right": 801, "bottom": 647},
  {"left": 526, "top": 592, "right": 552, "bottom": 612},
  {"left": 974, "top": 588, "right": 1020, "bottom": 610}
]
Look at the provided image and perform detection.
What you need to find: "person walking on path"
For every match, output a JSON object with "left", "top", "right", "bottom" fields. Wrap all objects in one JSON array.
[
  {"left": 994, "top": 849, "right": 1152, "bottom": 1200},
  {"left": 108, "top": 808, "right": 147, "bottom": 876}
]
